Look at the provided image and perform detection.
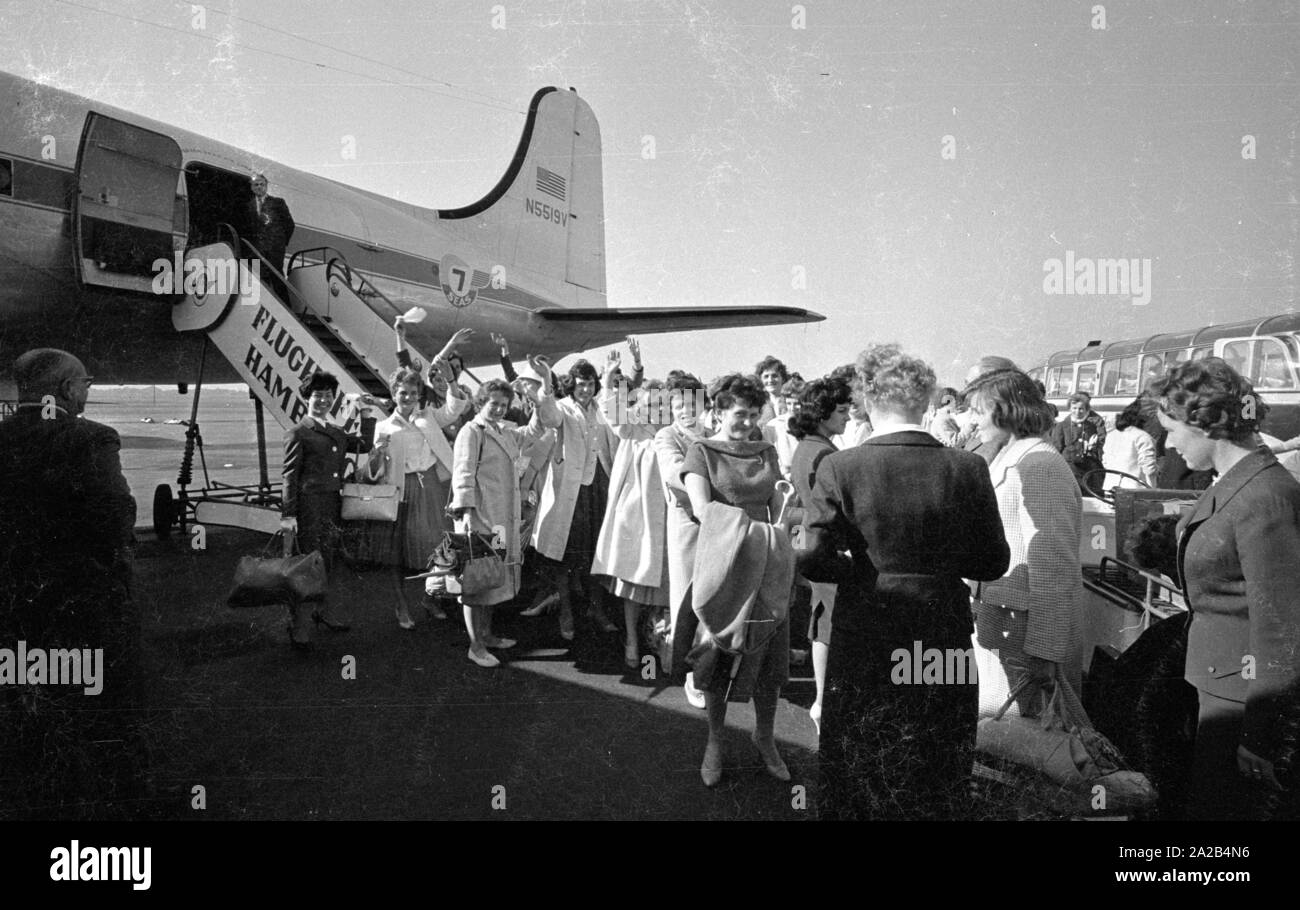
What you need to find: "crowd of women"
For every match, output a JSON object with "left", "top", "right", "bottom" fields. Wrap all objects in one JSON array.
[{"left": 278, "top": 325, "right": 1300, "bottom": 820}]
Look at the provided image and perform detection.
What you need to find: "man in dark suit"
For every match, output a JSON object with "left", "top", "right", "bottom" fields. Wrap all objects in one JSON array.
[
  {"left": 0, "top": 348, "right": 143, "bottom": 818},
  {"left": 246, "top": 172, "right": 295, "bottom": 301},
  {"left": 280, "top": 371, "right": 381, "bottom": 646}
]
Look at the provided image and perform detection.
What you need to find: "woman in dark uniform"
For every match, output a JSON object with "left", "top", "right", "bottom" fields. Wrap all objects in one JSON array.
[
  {"left": 279, "top": 370, "right": 381, "bottom": 649},
  {"left": 1151, "top": 358, "right": 1300, "bottom": 819},
  {"left": 797, "top": 344, "right": 1009, "bottom": 819}
]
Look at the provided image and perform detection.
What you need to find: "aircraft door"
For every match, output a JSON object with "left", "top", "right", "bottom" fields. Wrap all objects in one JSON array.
[{"left": 73, "top": 112, "right": 187, "bottom": 292}]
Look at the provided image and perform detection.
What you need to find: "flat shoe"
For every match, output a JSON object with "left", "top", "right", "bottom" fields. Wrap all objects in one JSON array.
[
  {"left": 395, "top": 605, "right": 416, "bottom": 630},
  {"left": 484, "top": 636, "right": 516, "bottom": 649},
  {"left": 684, "top": 673, "right": 706, "bottom": 709},
  {"left": 752, "top": 735, "right": 790, "bottom": 782},
  {"left": 625, "top": 642, "right": 639, "bottom": 669},
  {"left": 467, "top": 647, "right": 500, "bottom": 668},
  {"left": 559, "top": 611, "right": 575, "bottom": 641}
]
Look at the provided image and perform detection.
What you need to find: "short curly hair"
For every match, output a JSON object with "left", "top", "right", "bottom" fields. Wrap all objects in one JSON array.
[
  {"left": 788, "top": 377, "right": 853, "bottom": 440},
  {"left": 387, "top": 367, "right": 423, "bottom": 393},
  {"left": 1148, "top": 357, "right": 1266, "bottom": 445},
  {"left": 856, "top": 343, "right": 936, "bottom": 416},
  {"left": 473, "top": 378, "right": 514, "bottom": 408},
  {"left": 755, "top": 356, "right": 788, "bottom": 383},
  {"left": 711, "top": 373, "right": 768, "bottom": 411},
  {"left": 962, "top": 368, "right": 1057, "bottom": 438}
]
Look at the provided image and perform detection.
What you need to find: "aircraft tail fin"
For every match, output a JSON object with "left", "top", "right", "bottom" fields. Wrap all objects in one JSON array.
[{"left": 438, "top": 88, "right": 605, "bottom": 306}]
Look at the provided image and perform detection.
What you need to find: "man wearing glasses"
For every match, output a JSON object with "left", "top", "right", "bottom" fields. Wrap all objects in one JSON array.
[{"left": 0, "top": 348, "right": 143, "bottom": 818}]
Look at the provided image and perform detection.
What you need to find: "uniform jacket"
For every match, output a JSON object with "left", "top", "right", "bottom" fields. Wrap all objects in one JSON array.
[
  {"left": 797, "top": 430, "right": 1010, "bottom": 639},
  {"left": 1177, "top": 447, "right": 1300, "bottom": 758},
  {"left": 282, "top": 416, "right": 375, "bottom": 517},
  {"left": 531, "top": 395, "right": 618, "bottom": 561},
  {"left": 365, "top": 394, "right": 469, "bottom": 495},
  {"left": 975, "top": 437, "right": 1083, "bottom": 664}
]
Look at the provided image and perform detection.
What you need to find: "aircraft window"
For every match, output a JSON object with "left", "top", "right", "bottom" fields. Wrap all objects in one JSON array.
[
  {"left": 1253, "top": 337, "right": 1297, "bottom": 389},
  {"left": 1076, "top": 363, "right": 1097, "bottom": 395},
  {"left": 1191, "top": 346, "right": 1211, "bottom": 361},
  {"left": 0, "top": 157, "right": 11, "bottom": 196},
  {"left": 1221, "top": 340, "right": 1249, "bottom": 375}
]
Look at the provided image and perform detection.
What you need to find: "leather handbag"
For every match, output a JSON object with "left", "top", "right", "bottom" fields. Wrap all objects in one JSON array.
[
  {"left": 340, "top": 482, "right": 399, "bottom": 522},
  {"left": 976, "top": 667, "right": 1156, "bottom": 809},
  {"left": 228, "top": 530, "right": 327, "bottom": 607}
]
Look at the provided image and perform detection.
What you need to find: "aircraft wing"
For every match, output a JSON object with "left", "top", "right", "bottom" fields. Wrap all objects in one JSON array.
[{"left": 528, "top": 305, "right": 824, "bottom": 352}]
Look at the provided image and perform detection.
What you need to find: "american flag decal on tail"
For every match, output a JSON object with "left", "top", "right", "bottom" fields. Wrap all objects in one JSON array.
[{"left": 536, "top": 166, "right": 566, "bottom": 201}]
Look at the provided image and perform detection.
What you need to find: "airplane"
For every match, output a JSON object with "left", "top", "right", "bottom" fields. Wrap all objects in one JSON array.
[
  {"left": 0, "top": 68, "right": 823, "bottom": 391},
  {"left": 0, "top": 68, "right": 822, "bottom": 535}
]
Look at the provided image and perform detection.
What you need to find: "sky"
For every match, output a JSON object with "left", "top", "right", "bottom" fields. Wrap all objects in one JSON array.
[{"left": 1, "top": 0, "right": 1296, "bottom": 388}]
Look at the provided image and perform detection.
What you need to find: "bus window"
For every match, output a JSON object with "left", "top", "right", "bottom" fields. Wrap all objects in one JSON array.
[
  {"left": 1221, "top": 340, "right": 1249, "bottom": 375},
  {"left": 1253, "top": 337, "right": 1297, "bottom": 389},
  {"left": 1100, "top": 357, "right": 1137, "bottom": 396},
  {"left": 1047, "top": 365, "right": 1073, "bottom": 396},
  {"left": 1139, "top": 354, "right": 1164, "bottom": 393},
  {"left": 1076, "top": 363, "right": 1097, "bottom": 395}
]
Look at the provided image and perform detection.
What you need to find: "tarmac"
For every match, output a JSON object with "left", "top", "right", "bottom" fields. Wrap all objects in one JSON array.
[{"left": 88, "top": 386, "right": 823, "bottom": 821}]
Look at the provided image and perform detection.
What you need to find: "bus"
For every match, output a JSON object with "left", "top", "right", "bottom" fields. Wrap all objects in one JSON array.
[{"left": 1027, "top": 311, "right": 1300, "bottom": 440}]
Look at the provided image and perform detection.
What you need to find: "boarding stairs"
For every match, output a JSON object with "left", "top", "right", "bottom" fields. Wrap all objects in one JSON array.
[{"left": 161, "top": 230, "right": 426, "bottom": 536}]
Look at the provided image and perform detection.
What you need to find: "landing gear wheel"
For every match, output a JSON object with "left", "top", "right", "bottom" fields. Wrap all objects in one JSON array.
[{"left": 153, "top": 483, "right": 176, "bottom": 540}]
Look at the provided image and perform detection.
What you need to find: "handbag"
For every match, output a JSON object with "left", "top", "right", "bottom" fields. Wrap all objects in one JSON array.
[
  {"left": 227, "top": 530, "right": 327, "bottom": 607},
  {"left": 452, "top": 516, "right": 506, "bottom": 596},
  {"left": 341, "top": 482, "right": 399, "bottom": 522}
]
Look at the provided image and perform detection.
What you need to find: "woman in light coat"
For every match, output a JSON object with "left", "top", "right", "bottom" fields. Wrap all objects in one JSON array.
[
  {"left": 592, "top": 357, "right": 670, "bottom": 668},
  {"left": 964, "top": 368, "right": 1084, "bottom": 716},
  {"left": 653, "top": 373, "right": 707, "bottom": 705},
  {"left": 450, "top": 361, "right": 560, "bottom": 667},
  {"left": 1102, "top": 399, "right": 1159, "bottom": 491}
]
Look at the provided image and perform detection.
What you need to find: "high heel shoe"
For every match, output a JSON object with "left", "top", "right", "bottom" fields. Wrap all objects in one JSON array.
[
  {"left": 395, "top": 604, "right": 416, "bottom": 630},
  {"left": 520, "top": 592, "right": 559, "bottom": 617},
  {"left": 482, "top": 635, "right": 516, "bottom": 649},
  {"left": 751, "top": 734, "right": 790, "bottom": 782},
  {"left": 313, "top": 610, "right": 351, "bottom": 633},
  {"left": 809, "top": 702, "right": 822, "bottom": 736},
  {"left": 558, "top": 608, "right": 575, "bottom": 641},
  {"left": 701, "top": 739, "right": 723, "bottom": 787}
]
